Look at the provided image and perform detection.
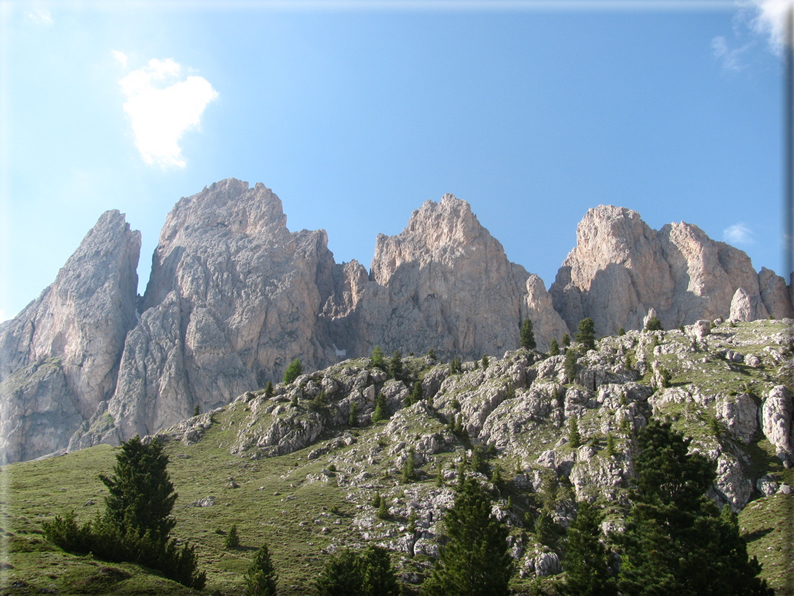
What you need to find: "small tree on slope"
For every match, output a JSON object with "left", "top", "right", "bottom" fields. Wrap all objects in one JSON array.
[
  {"left": 616, "top": 420, "right": 774, "bottom": 596},
  {"left": 421, "top": 477, "right": 513, "bottom": 596}
]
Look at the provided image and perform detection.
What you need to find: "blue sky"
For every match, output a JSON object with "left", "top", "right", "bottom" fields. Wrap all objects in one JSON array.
[{"left": 0, "top": 0, "right": 788, "bottom": 323}]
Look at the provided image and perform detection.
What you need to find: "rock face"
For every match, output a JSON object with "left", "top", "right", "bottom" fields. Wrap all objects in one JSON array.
[
  {"left": 550, "top": 206, "right": 790, "bottom": 337},
  {"left": 72, "top": 180, "right": 338, "bottom": 445},
  {"left": 0, "top": 211, "right": 140, "bottom": 462},
  {"left": 3, "top": 183, "right": 792, "bottom": 462},
  {"left": 323, "top": 195, "right": 568, "bottom": 358}
]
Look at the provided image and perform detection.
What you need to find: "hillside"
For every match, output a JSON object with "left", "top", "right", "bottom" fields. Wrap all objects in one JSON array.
[{"left": 2, "top": 317, "right": 793, "bottom": 595}]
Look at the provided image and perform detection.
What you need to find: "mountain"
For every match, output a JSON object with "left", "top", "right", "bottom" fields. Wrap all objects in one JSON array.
[{"left": 1, "top": 179, "right": 791, "bottom": 464}]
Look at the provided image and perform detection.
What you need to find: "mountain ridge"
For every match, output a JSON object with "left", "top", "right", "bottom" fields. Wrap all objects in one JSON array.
[{"left": 0, "top": 178, "right": 791, "bottom": 464}]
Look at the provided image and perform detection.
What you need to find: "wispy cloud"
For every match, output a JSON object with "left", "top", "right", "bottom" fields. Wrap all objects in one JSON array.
[
  {"left": 723, "top": 222, "right": 755, "bottom": 245},
  {"left": 116, "top": 54, "right": 218, "bottom": 169},
  {"left": 710, "top": 35, "right": 753, "bottom": 71},
  {"left": 26, "top": 7, "right": 53, "bottom": 26}
]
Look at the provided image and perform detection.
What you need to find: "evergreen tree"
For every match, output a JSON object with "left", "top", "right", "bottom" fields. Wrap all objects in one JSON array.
[
  {"left": 561, "top": 501, "right": 617, "bottom": 596},
  {"left": 616, "top": 420, "right": 774, "bottom": 596},
  {"left": 605, "top": 432, "right": 616, "bottom": 458},
  {"left": 349, "top": 401, "right": 360, "bottom": 427},
  {"left": 192, "top": 404, "right": 200, "bottom": 417},
  {"left": 99, "top": 435, "right": 177, "bottom": 542},
  {"left": 449, "top": 356, "right": 462, "bottom": 375},
  {"left": 245, "top": 542, "right": 278, "bottom": 596},
  {"left": 378, "top": 497, "right": 390, "bottom": 520},
  {"left": 644, "top": 316, "right": 663, "bottom": 332},
  {"left": 569, "top": 416, "right": 581, "bottom": 448},
  {"left": 264, "top": 380, "right": 274, "bottom": 398},
  {"left": 225, "top": 523, "right": 240, "bottom": 549},
  {"left": 389, "top": 350, "right": 403, "bottom": 379},
  {"left": 406, "top": 381, "right": 424, "bottom": 407},
  {"left": 561, "top": 333, "right": 571, "bottom": 347},
  {"left": 372, "top": 393, "right": 388, "bottom": 423},
  {"left": 401, "top": 448, "right": 416, "bottom": 484},
  {"left": 315, "top": 546, "right": 399, "bottom": 596},
  {"left": 283, "top": 358, "right": 302, "bottom": 384},
  {"left": 521, "top": 318, "right": 536, "bottom": 350},
  {"left": 371, "top": 345, "right": 386, "bottom": 370},
  {"left": 564, "top": 349, "right": 578, "bottom": 383},
  {"left": 576, "top": 318, "right": 596, "bottom": 351},
  {"left": 427, "top": 348, "right": 437, "bottom": 361},
  {"left": 421, "top": 477, "right": 513, "bottom": 596},
  {"left": 618, "top": 327, "right": 626, "bottom": 336},
  {"left": 548, "top": 338, "right": 560, "bottom": 356},
  {"left": 481, "top": 354, "right": 489, "bottom": 369}
]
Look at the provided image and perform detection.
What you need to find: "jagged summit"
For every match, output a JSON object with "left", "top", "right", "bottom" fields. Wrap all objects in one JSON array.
[{"left": 1, "top": 181, "right": 791, "bottom": 464}]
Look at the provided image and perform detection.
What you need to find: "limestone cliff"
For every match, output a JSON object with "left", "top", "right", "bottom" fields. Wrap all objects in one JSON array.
[
  {"left": 71, "top": 180, "right": 337, "bottom": 445},
  {"left": 0, "top": 211, "right": 140, "bottom": 462},
  {"left": 550, "top": 205, "right": 792, "bottom": 337},
  {"left": 322, "top": 194, "right": 568, "bottom": 358}
]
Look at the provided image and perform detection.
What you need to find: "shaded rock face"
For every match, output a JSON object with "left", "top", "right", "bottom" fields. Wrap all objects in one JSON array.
[
  {"left": 323, "top": 195, "right": 568, "bottom": 357},
  {"left": 0, "top": 211, "right": 140, "bottom": 462},
  {"left": 550, "top": 205, "right": 792, "bottom": 337},
  {"left": 74, "top": 180, "right": 338, "bottom": 444}
]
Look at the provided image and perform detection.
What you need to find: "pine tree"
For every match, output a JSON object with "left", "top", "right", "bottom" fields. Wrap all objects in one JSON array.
[
  {"left": 371, "top": 345, "right": 385, "bottom": 370},
  {"left": 224, "top": 523, "right": 240, "bottom": 549},
  {"left": 372, "top": 393, "right": 388, "bottom": 423},
  {"left": 421, "top": 477, "right": 513, "bottom": 596},
  {"left": 616, "top": 420, "right": 774, "bottom": 596},
  {"left": 406, "top": 381, "right": 423, "bottom": 407},
  {"left": 548, "top": 338, "right": 560, "bottom": 356},
  {"left": 99, "top": 435, "right": 177, "bottom": 542},
  {"left": 245, "top": 542, "right": 278, "bottom": 596},
  {"left": 449, "top": 356, "right": 462, "bottom": 375},
  {"left": 283, "top": 358, "right": 302, "bottom": 384},
  {"left": 644, "top": 316, "right": 663, "bottom": 332},
  {"left": 192, "top": 404, "right": 200, "bottom": 417},
  {"left": 564, "top": 349, "right": 578, "bottom": 383},
  {"left": 520, "top": 318, "right": 536, "bottom": 350},
  {"left": 401, "top": 448, "right": 416, "bottom": 484},
  {"left": 569, "top": 416, "right": 581, "bottom": 448},
  {"left": 389, "top": 350, "right": 403, "bottom": 379},
  {"left": 561, "top": 333, "right": 571, "bottom": 347},
  {"left": 316, "top": 546, "right": 399, "bottom": 596},
  {"left": 349, "top": 401, "right": 360, "bottom": 427},
  {"left": 481, "top": 354, "right": 489, "bottom": 369},
  {"left": 264, "top": 380, "right": 274, "bottom": 398},
  {"left": 605, "top": 432, "right": 616, "bottom": 457},
  {"left": 576, "top": 318, "right": 596, "bottom": 351},
  {"left": 561, "top": 501, "right": 617, "bottom": 596}
]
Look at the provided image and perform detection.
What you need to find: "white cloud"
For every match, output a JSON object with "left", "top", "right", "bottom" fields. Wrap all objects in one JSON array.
[
  {"left": 723, "top": 222, "right": 755, "bottom": 245},
  {"left": 26, "top": 7, "right": 53, "bottom": 25},
  {"left": 745, "top": 0, "right": 793, "bottom": 51},
  {"left": 119, "top": 58, "right": 218, "bottom": 169},
  {"left": 710, "top": 35, "right": 753, "bottom": 71}
]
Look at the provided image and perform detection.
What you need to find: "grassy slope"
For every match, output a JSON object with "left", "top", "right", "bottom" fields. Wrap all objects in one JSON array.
[{"left": 1, "top": 319, "right": 792, "bottom": 595}]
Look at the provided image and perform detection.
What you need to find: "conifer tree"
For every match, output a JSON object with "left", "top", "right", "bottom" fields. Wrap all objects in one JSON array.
[
  {"left": 348, "top": 401, "right": 360, "bottom": 427},
  {"left": 224, "top": 523, "right": 240, "bottom": 549},
  {"left": 371, "top": 345, "right": 385, "bottom": 370},
  {"left": 421, "top": 477, "right": 513, "bottom": 596},
  {"left": 389, "top": 350, "right": 403, "bottom": 379},
  {"left": 520, "top": 318, "right": 536, "bottom": 350},
  {"left": 548, "top": 338, "right": 560, "bottom": 356},
  {"left": 372, "top": 393, "right": 387, "bottom": 423},
  {"left": 245, "top": 542, "right": 278, "bottom": 596},
  {"left": 569, "top": 416, "right": 582, "bottom": 448},
  {"left": 644, "top": 316, "right": 663, "bottom": 332},
  {"left": 264, "top": 380, "right": 274, "bottom": 398},
  {"left": 316, "top": 546, "right": 399, "bottom": 596},
  {"left": 401, "top": 448, "right": 416, "bottom": 484},
  {"left": 283, "top": 358, "right": 302, "bottom": 384},
  {"left": 564, "top": 349, "right": 578, "bottom": 383},
  {"left": 561, "top": 333, "right": 571, "bottom": 347},
  {"left": 561, "top": 501, "right": 617, "bottom": 596},
  {"left": 99, "top": 435, "right": 177, "bottom": 542},
  {"left": 576, "top": 318, "right": 596, "bottom": 351},
  {"left": 616, "top": 420, "right": 774, "bottom": 596}
]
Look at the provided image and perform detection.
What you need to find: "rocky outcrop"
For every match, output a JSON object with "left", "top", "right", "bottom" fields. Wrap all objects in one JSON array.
[
  {"left": 71, "top": 180, "right": 338, "bottom": 445},
  {"left": 550, "top": 205, "right": 791, "bottom": 337},
  {"left": 0, "top": 211, "right": 140, "bottom": 462},
  {"left": 324, "top": 195, "right": 568, "bottom": 356}
]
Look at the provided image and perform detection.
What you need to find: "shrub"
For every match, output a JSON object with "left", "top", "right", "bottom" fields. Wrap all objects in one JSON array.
[{"left": 283, "top": 358, "right": 302, "bottom": 384}]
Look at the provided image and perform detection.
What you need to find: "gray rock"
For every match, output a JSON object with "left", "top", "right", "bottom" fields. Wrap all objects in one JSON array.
[
  {"left": 0, "top": 211, "right": 140, "bottom": 463},
  {"left": 761, "top": 386, "right": 792, "bottom": 456}
]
